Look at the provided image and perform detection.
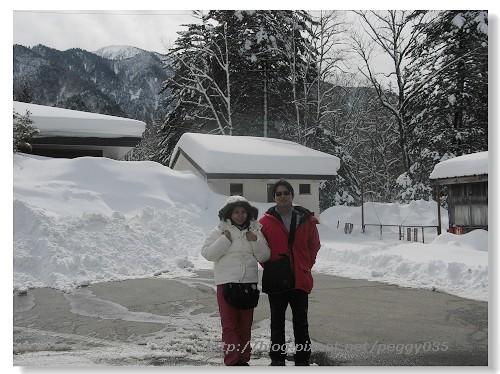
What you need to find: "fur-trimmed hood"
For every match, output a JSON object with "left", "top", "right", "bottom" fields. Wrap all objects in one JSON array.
[{"left": 218, "top": 195, "right": 259, "bottom": 221}]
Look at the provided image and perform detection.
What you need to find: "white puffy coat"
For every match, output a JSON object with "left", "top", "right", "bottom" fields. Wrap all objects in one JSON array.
[{"left": 202, "top": 219, "right": 270, "bottom": 285}]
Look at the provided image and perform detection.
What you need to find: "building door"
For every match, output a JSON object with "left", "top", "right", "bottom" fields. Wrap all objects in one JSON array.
[{"left": 267, "top": 184, "right": 275, "bottom": 203}]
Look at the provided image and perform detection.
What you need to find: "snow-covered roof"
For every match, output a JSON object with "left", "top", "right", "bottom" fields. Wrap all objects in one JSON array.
[
  {"left": 170, "top": 132, "right": 340, "bottom": 178},
  {"left": 429, "top": 151, "right": 488, "bottom": 180},
  {"left": 13, "top": 101, "right": 145, "bottom": 138}
]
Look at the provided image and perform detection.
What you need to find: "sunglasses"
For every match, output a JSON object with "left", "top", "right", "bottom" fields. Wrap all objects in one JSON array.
[{"left": 275, "top": 191, "right": 291, "bottom": 197}]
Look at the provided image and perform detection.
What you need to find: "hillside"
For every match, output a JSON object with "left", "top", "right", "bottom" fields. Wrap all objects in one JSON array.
[{"left": 13, "top": 44, "right": 174, "bottom": 124}]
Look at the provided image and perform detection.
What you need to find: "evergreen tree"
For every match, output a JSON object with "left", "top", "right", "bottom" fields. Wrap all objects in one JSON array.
[
  {"left": 155, "top": 10, "right": 318, "bottom": 165},
  {"left": 15, "top": 81, "right": 33, "bottom": 103},
  {"left": 400, "top": 10, "right": 488, "bottom": 202},
  {"left": 13, "top": 109, "right": 39, "bottom": 152}
]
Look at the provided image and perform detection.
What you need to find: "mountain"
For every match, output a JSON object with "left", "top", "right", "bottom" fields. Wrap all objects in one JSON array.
[
  {"left": 13, "top": 44, "right": 174, "bottom": 124},
  {"left": 94, "top": 45, "right": 146, "bottom": 60}
]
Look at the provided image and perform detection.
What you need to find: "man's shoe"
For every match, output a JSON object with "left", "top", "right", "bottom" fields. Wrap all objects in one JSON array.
[
  {"left": 269, "top": 359, "right": 286, "bottom": 366},
  {"left": 295, "top": 361, "right": 310, "bottom": 366}
]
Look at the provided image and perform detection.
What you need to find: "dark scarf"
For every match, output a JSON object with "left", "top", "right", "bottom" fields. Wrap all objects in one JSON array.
[{"left": 231, "top": 220, "right": 250, "bottom": 231}]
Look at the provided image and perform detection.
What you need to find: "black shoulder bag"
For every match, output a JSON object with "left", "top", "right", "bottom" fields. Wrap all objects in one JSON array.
[
  {"left": 262, "top": 212, "right": 297, "bottom": 294},
  {"left": 222, "top": 282, "right": 260, "bottom": 309}
]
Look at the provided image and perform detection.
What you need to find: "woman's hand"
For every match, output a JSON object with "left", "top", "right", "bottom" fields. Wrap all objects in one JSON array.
[
  {"left": 246, "top": 231, "right": 257, "bottom": 242},
  {"left": 223, "top": 230, "right": 232, "bottom": 241}
]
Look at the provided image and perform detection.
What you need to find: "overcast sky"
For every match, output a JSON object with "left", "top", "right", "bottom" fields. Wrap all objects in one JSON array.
[
  {"left": 13, "top": 10, "right": 196, "bottom": 54},
  {"left": 12, "top": 3, "right": 495, "bottom": 55}
]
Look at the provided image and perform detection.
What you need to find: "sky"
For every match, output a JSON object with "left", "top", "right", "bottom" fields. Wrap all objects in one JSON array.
[
  {"left": 13, "top": 9, "right": 195, "bottom": 54},
  {"left": 11, "top": 4, "right": 499, "bottom": 55},
  {"left": 10, "top": 151, "right": 489, "bottom": 367}
]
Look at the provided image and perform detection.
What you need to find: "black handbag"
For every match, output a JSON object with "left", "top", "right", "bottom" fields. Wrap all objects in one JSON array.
[
  {"left": 222, "top": 283, "right": 260, "bottom": 309},
  {"left": 262, "top": 212, "right": 297, "bottom": 294},
  {"left": 262, "top": 254, "right": 295, "bottom": 294}
]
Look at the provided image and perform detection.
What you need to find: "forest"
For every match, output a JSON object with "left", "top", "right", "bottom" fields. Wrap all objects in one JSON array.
[{"left": 16, "top": 10, "right": 488, "bottom": 211}]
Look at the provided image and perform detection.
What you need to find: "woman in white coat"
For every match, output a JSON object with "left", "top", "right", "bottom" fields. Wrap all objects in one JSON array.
[{"left": 202, "top": 196, "right": 270, "bottom": 366}]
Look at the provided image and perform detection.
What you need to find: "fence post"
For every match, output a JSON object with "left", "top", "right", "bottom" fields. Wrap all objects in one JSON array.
[
  {"left": 436, "top": 185, "right": 442, "bottom": 235},
  {"left": 361, "top": 184, "right": 365, "bottom": 233}
]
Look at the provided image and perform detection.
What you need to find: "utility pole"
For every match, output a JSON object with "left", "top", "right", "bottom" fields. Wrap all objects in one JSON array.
[{"left": 263, "top": 60, "right": 268, "bottom": 137}]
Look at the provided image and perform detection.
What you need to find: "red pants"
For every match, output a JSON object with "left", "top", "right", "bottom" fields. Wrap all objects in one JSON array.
[{"left": 216, "top": 284, "right": 254, "bottom": 365}]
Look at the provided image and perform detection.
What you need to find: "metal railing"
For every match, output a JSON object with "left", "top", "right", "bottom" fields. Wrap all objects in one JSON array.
[{"left": 361, "top": 224, "right": 440, "bottom": 244}]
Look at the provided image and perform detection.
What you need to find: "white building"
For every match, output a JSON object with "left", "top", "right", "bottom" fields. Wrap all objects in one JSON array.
[
  {"left": 13, "top": 101, "right": 145, "bottom": 159},
  {"left": 170, "top": 133, "right": 341, "bottom": 215}
]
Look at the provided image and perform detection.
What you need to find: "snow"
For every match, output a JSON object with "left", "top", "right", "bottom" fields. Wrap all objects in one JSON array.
[
  {"left": 10, "top": 153, "right": 490, "bottom": 368},
  {"left": 13, "top": 153, "right": 488, "bottom": 301},
  {"left": 13, "top": 101, "right": 145, "bottom": 138},
  {"left": 170, "top": 132, "right": 340, "bottom": 176},
  {"left": 95, "top": 45, "right": 145, "bottom": 60},
  {"left": 429, "top": 151, "right": 488, "bottom": 179}
]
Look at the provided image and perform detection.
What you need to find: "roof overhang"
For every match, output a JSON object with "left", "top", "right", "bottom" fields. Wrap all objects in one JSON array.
[
  {"left": 30, "top": 136, "right": 142, "bottom": 147},
  {"left": 430, "top": 174, "right": 488, "bottom": 186}
]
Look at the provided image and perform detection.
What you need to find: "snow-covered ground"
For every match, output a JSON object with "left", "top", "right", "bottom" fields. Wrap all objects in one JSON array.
[
  {"left": 13, "top": 153, "right": 488, "bottom": 301},
  {"left": 10, "top": 153, "right": 490, "bottom": 369}
]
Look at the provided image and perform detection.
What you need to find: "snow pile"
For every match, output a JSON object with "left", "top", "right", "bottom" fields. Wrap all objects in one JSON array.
[
  {"left": 314, "top": 226, "right": 488, "bottom": 302},
  {"left": 13, "top": 154, "right": 488, "bottom": 301},
  {"left": 320, "top": 199, "right": 447, "bottom": 227},
  {"left": 13, "top": 200, "right": 207, "bottom": 291}
]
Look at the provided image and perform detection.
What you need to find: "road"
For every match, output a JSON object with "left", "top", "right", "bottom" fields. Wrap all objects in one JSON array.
[{"left": 13, "top": 270, "right": 488, "bottom": 366}]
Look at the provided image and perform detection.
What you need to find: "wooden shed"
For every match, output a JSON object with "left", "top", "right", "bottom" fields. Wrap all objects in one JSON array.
[{"left": 430, "top": 152, "right": 488, "bottom": 234}]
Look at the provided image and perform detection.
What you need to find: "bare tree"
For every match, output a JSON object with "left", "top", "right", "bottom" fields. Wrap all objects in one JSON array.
[
  {"left": 348, "top": 10, "right": 428, "bottom": 172},
  {"left": 307, "top": 10, "right": 347, "bottom": 129}
]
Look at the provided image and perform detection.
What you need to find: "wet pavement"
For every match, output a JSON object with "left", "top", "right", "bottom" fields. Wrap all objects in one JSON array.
[{"left": 13, "top": 270, "right": 488, "bottom": 366}]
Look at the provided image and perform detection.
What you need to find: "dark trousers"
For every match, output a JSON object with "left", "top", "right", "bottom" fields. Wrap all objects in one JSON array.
[{"left": 268, "top": 289, "right": 311, "bottom": 363}]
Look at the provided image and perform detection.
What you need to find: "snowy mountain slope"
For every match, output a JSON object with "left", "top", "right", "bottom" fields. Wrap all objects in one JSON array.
[
  {"left": 95, "top": 45, "right": 146, "bottom": 60},
  {"left": 13, "top": 44, "right": 173, "bottom": 122}
]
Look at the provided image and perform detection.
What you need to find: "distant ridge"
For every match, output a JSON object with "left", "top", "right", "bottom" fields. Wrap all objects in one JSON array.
[{"left": 95, "top": 45, "right": 146, "bottom": 60}]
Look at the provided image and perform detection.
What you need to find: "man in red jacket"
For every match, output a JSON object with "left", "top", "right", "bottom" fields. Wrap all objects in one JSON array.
[{"left": 259, "top": 180, "right": 321, "bottom": 366}]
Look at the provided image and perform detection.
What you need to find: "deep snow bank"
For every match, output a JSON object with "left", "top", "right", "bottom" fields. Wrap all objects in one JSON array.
[
  {"left": 13, "top": 154, "right": 488, "bottom": 301},
  {"left": 13, "top": 154, "right": 225, "bottom": 291}
]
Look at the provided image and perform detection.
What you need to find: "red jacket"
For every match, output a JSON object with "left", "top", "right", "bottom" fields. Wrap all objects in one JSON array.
[{"left": 259, "top": 206, "right": 321, "bottom": 294}]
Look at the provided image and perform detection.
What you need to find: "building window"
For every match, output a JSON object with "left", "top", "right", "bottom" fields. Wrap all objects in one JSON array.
[
  {"left": 299, "top": 184, "right": 311, "bottom": 195},
  {"left": 230, "top": 183, "right": 243, "bottom": 196}
]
